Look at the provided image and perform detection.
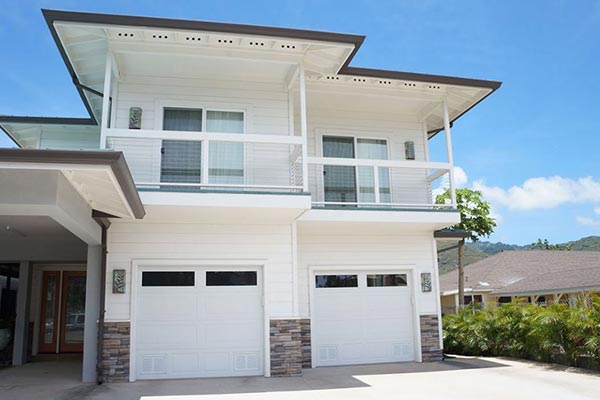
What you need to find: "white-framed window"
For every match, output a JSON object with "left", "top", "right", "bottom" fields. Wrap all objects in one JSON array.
[
  {"left": 160, "top": 107, "right": 245, "bottom": 186},
  {"left": 322, "top": 135, "right": 391, "bottom": 204}
]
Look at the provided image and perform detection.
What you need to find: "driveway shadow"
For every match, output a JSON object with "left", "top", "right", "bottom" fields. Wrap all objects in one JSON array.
[{"left": 83, "top": 357, "right": 508, "bottom": 400}]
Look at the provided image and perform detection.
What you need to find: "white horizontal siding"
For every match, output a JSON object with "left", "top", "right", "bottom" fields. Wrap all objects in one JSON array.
[
  {"left": 105, "top": 221, "right": 294, "bottom": 321},
  {"left": 111, "top": 76, "right": 294, "bottom": 186},
  {"left": 297, "top": 230, "right": 438, "bottom": 317}
]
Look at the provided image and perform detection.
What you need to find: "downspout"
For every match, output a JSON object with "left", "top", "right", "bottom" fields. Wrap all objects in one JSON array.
[{"left": 92, "top": 218, "right": 109, "bottom": 384}]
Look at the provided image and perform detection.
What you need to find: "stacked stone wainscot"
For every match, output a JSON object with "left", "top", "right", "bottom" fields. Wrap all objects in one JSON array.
[
  {"left": 420, "top": 314, "right": 443, "bottom": 361},
  {"left": 100, "top": 321, "right": 130, "bottom": 382},
  {"left": 270, "top": 319, "right": 303, "bottom": 376},
  {"left": 299, "top": 319, "right": 311, "bottom": 368}
]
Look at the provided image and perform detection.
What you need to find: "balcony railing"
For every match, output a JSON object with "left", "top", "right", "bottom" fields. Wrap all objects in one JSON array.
[
  {"left": 105, "top": 128, "right": 304, "bottom": 193},
  {"left": 307, "top": 157, "right": 456, "bottom": 210}
]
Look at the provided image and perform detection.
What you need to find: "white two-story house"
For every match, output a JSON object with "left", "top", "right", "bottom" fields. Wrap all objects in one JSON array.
[{"left": 0, "top": 9, "right": 500, "bottom": 383}]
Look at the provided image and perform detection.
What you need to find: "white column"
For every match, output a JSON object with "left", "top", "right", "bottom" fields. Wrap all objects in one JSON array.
[
  {"left": 298, "top": 64, "right": 309, "bottom": 192},
  {"left": 82, "top": 245, "right": 102, "bottom": 383},
  {"left": 442, "top": 101, "right": 457, "bottom": 205},
  {"left": 12, "top": 261, "right": 32, "bottom": 366},
  {"left": 99, "top": 51, "right": 113, "bottom": 149}
]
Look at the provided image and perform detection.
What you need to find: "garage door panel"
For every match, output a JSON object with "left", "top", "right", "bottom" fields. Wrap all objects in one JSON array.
[
  {"left": 138, "top": 294, "right": 198, "bottom": 321},
  {"left": 137, "top": 323, "right": 198, "bottom": 348},
  {"left": 204, "top": 322, "right": 262, "bottom": 346},
  {"left": 312, "top": 270, "right": 415, "bottom": 367},
  {"left": 203, "top": 294, "right": 262, "bottom": 318},
  {"left": 135, "top": 266, "right": 263, "bottom": 380}
]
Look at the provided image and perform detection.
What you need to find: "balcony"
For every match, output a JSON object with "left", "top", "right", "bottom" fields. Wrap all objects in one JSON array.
[
  {"left": 105, "top": 128, "right": 305, "bottom": 193},
  {"left": 308, "top": 157, "right": 455, "bottom": 211},
  {"left": 104, "top": 128, "right": 456, "bottom": 216}
]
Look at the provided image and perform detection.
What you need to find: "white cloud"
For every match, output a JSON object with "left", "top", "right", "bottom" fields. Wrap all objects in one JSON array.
[
  {"left": 576, "top": 207, "right": 600, "bottom": 228},
  {"left": 472, "top": 176, "right": 600, "bottom": 210},
  {"left": 454, "top": 166, "right": 468, "bottom": 188}
]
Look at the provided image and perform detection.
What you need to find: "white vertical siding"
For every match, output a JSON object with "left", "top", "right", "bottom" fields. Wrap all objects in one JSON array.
[
  {"left": 105, "top": 221, "right": 295, "bottom": 321},
  {"left": 297, "top": 229, "right": 438, "bottom": 317}
]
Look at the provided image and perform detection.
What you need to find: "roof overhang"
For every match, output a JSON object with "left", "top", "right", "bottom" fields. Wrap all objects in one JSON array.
[
  {"left": 493, "top": 285, "right": 600, "bottom": 297},
  {"left": 42, "top": 9, "right": 364, "bottom": 123},
  {"left": 40, "top": 9, "right": 500, "bottom": 133},
  {"left": 0, "top": 116, "right": 98, "bottom": 149},
  {"left": 0, "top": 148, "right": 145, "bottom": 219},
  {"left": 434, "top": 228, "right": 470, "bottom": 241}
]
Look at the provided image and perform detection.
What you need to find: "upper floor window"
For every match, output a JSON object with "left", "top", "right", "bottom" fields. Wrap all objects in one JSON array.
[{"left": 161, "top": 107, "right": 245, "bottom": 187}]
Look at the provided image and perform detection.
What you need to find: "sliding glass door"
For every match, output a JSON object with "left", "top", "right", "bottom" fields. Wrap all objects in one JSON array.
[
  {"left": 322, "top": 136, "right": 390, "bottom": 206},
  {"left": 323, "top": 136, "right": 357, "bottom": 204}
]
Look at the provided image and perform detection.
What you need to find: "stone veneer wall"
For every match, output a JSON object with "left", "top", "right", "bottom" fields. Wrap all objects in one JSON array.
[
  {"left": 299, "top": 319, "right": 311, "bottom": 368},
  {"left": 100, "top": 321, "right": 130, "bottom": 382},
  {"left": 420, "top": 314, "right": 443, "bottom": 362},
  {"left": 270, "top": 319, "right": 303, "bottom": 376}
]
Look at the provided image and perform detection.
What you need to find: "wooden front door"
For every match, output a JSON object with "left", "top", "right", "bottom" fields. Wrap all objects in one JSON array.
[{"left": 38, "top": 271, "right": 86, "bottom": 353}]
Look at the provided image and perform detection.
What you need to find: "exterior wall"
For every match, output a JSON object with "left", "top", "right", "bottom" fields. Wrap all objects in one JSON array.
[
  {"left": 100, "top": 322, "right": 130, "bottom": 382},
  {"left": 301, "top": 98, "right": 431, "bottom": 205},
  {"left": 105, "top": 220, "right": 295, "bottom": 321},
  {"left": 299, "top": 318, "right": 311, "bottom": 368},
  {"left": 270, "top": 319, "right": 303, "bottom": 376},
  {"left": 440, "top": 294, "right": 457, "bottom": 315},
  {"left": 297, "top": 228, "right": 439, "bottom": 318},
  {"left": 419, "top": 315, "right": 442, "bottom": 361},
  {"left": 110, "top": 76, "right": 293, "bottom": 187}
]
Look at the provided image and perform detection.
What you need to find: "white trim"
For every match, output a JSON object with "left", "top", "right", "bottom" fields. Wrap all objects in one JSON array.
[
  {"left": 307, "top": 264, "right": 420, "bottom": 368},
  {"left": 431, "top": 238, "right": 443, "bottom": 350},
  {"left": 291, "top": 222, "right": 299, "bottom": 316},
  {"left": 105, "top": 128, "right": 303, "bottom": 144},
  {"left": 100, "top": 50, "right": 113, "bottom": 149},
  {"left": 129, "top": 258, "right": 269, "bottom": 382},
  {"left": 308, "top": 157, "right": 451, "bottom": 170},
  {"left": 442, "top": 100, "right": 456, "bottom": 205},
  {"left": 299, "top": 64, "right": 309, "bottom": 191}
]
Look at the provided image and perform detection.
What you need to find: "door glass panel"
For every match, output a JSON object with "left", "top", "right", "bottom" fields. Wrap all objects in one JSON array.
[
  {"left": 366, "top": 274, "right": 407, "bottom": 287},
  {"left": 206, "top": 271, "right": 257, "bottom": 286},
  {"left": 43, "top": 275, "right": 57, "bottom": 344},
  {"left": 315, "top": 274, "right": 358, "bottom": 288},
  {"left": 142, "top": 271, "right": 195, "bottom": 287},
  {"left": 161, "top": 108, "right": 203, "bottom": 185},
  {"left": 63, "top": 275, "right": 86, "bottom": 345},
  {"left": 356, "top": 139, "right": 390, "bottom": 203},
  {"left": 207, "top": 111, "right": 245, "bottom": 186},
  {"left": 323, "top": 136, "right": 356, "bottom": 204}
]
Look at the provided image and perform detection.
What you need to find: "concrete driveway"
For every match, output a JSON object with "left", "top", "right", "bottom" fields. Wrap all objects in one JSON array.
[{"left": 1, "top": 356, "right": 599, "bottom": 400}]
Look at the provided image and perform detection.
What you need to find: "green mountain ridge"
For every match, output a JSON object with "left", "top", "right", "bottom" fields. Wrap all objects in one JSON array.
[{"left": 438, "top": 236, "right": 600, "bottom": 274}]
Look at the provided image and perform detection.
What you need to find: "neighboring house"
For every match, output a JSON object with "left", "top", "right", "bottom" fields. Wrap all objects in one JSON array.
[
  {"left": 0, "top": 9, "right": 500, "bottom": 383},
  {"left": 439, "top": 251, "right": 600, "bottom": 314}
]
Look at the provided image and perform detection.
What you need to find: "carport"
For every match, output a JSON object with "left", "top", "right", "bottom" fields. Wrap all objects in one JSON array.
[{"left": 0, "top": 148, "right": 144, "bottom": 382}]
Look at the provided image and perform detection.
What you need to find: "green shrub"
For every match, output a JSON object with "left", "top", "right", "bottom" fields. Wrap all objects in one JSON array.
[{"left": 442, "top": 295, "right": 600, "bottom": 369}]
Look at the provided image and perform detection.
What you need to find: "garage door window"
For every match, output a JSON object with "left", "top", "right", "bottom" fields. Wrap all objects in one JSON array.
[
  {"left": 366, "top": 274, "right": 407, "bottom": 287},
  {"left": 315, "top": 274, "right": 358, "bottom": 288},
  {"left": 141, "top": 271, "right": 195, "bottom": 287},
  {"left": 206, "top": 271, "right": 257, "bottom": 286}
]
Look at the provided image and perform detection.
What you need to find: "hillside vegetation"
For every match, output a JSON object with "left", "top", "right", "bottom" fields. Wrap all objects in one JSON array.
[{"left": 438, "top": 236, "right": 600, "bottom": 273}]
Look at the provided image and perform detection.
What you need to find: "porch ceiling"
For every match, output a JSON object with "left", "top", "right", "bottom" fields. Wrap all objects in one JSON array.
[{"left": 0, "top": 149, "right": 145, "bottom": 220}]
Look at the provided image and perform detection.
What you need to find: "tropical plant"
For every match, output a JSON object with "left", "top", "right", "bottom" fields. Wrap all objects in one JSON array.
[
  {"left": 436, "top": 188, "right": 496, "bottom": 308},
  {"left": 443, "top": 295, "right": 600, "bottom": 369}
]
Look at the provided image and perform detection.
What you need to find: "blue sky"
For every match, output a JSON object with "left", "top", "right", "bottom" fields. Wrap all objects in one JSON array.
[{"left": 1, "top": 1, "right": 600, "bottom": 245}]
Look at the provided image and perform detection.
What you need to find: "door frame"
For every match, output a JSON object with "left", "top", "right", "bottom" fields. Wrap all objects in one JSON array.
[
  {"left": 308, "top": 265, "right": 421, "bottom": 368},
  {"left": 129, "top": 259, "right": 269, "bottom": 382}
]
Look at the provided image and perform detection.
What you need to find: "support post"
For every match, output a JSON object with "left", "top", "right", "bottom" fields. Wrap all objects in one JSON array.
[
  {"left": 457, "top": 239, "right": 465, "bottom": 309},
  {"left": 299, "top": 64, "right": 309, "bottom": 192},
  {"left": 82, "top": 245, "right": 102, "bottom": 383},
  {"left": 12, "top": 261, "right": 32, "bottom": 366},
  {"left": 442, "top": 101, "right": 457, "bottom": 205},
  {"left": 99, "top": 51, "right": 113, "bottom": 149}
]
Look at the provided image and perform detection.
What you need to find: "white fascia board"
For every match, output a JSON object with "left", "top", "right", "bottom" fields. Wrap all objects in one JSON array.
[
  {"left": 299, "top": 209, "right": 460, "bottom": 227},
  {"left": 140, "top": 191, "right": 312, "bottom": 210}
]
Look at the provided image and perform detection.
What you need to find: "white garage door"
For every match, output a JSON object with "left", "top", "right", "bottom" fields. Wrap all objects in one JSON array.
[
  {"left": 134, "top": 267, "right": 263, "bottom": 380},
  {"left": 312, "top": 271, "right": 415, "bottom": 367}
]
